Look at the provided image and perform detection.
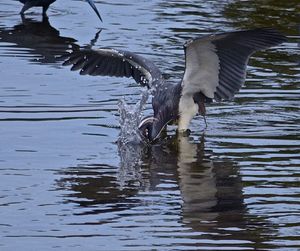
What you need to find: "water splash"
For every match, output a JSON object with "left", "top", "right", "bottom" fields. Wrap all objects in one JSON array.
[
  {"left": 117, "top": 90, "right": 149, "bottom": 145},
  {"left": 117, "top": 141, "right": 150, "bottom": 190},
  {"left": 116, "top": 90, "right": 151, "bottom": 189}
]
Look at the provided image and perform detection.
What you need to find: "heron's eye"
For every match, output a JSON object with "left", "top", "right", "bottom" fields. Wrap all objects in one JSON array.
[
  {"left": 141, "top": 128, "right": 150, "bottom": 140},
  {"left": 144, "top": 128, "right": 149, "bottom": 137}
]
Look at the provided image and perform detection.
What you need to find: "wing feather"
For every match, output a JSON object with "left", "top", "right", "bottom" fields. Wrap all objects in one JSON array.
[
  {"left": 62, "top": 49, "right": 163, "bottom": 89},
  {"left": 181, "top": 28, "right": 287, "bottom": 101}
]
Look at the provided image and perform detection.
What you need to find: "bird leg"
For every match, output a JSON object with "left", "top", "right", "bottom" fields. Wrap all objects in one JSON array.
[
  {"left": 198, "top": 101, "right": 207, "bottom": 128},
  {"left": 20, "top": 3, "right": 33, "bottom": 14},
  {"left": 42, "top": 5, "right": 50, "bottom": 16}
]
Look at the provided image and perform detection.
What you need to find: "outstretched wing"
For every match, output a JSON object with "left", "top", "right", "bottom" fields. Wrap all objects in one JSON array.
[
  {"left": 62, "top": 48, "right": 163, "bottom": 89},
  {"left": 182, "top": 28, "right": 287, "bottom": 101}
]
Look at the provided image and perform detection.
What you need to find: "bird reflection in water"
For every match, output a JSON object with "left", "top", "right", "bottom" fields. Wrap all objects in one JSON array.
[
  {"left": 0, "top": 15, "right": 101, "bottom": 65},
  {"left": 55, "top": 134, "right": 274, "bottom": 245},
  {"left": 175, "top": 135, "right": 245, "bottom": 229},
  {"left": 56, "top": 134, "right": 246, "bottom": 217},
  {"left": 126, "top": 134, "right": 245, "bottom": 221},
  {"left": 117, "top": 134, "right": 274, "bottom": 244}
]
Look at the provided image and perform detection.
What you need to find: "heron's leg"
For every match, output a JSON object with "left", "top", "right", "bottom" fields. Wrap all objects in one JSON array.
[
  {"left": 20, "top": 3, "right": 33, "bottom": 14},
  {"left": 42, "top": 5, "right": 50, "bottom": 15}
]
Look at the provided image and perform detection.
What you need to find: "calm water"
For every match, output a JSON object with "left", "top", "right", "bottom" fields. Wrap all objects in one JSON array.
[{"left": 0, "top": 1, "right": 299, "bottom": 250}]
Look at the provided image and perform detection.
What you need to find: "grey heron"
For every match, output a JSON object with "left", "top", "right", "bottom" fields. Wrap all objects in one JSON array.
[
  {"left": 18, "top": 0, "right": 102, "bottom": 21},
  {"left": 63, "top": 28, "right": 287, "bottom": 142}
]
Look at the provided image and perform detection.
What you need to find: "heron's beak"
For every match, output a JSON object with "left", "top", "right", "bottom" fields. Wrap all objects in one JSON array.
[{"left": 85, "top": 0, "right": 102, "bottom": 22}]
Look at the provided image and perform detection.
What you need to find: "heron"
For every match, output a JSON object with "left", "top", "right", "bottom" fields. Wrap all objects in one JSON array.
[
  {"left": 63, "top": 28, "right": 287, "bottom": 142},
  {"left": 18, "top": 0, "right": 102, "bottom": 21}
]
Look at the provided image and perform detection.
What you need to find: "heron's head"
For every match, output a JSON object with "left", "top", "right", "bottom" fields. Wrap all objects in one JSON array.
[{"left": 138, "top": 116, "right": 155, "bottom": 142}]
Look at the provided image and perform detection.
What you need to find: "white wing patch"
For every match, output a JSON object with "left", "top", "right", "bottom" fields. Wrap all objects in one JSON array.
[{"left": 182, "top": 40, "right": 220, "bottom": 99}]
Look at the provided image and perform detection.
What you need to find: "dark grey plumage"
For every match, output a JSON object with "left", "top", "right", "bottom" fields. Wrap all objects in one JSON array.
[{"left": 63, "top": 28, "right": 287, "bottom": 142}]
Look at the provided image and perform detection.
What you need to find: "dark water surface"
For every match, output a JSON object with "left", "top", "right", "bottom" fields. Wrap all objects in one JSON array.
[{"left": 0, "top": 1, "right": 299, "bottom": 250}]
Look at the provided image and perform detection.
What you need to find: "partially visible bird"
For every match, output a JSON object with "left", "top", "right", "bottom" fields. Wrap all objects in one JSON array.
[
  {"left": 18, "top": 0, "right": 102, "bottom": 22},
  {"left": 63, "top": 28, "right": 287, "bottom": 142}
]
